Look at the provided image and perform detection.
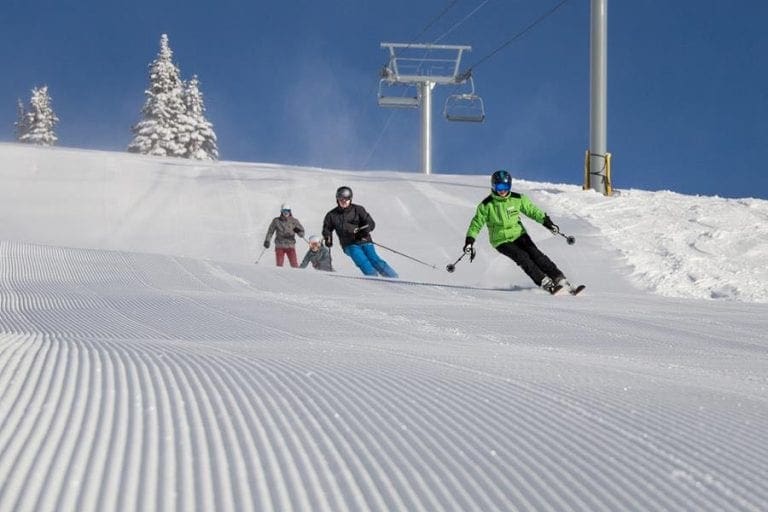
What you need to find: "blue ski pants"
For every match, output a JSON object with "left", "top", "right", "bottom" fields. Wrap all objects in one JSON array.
[{"left": 343, "top": 243, "right": 398, "bottom": 278}]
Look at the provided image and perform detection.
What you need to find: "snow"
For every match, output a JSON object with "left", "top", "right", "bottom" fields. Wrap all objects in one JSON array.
[{"left": 0, "top": 142, "right": 767, "bottom": 511}]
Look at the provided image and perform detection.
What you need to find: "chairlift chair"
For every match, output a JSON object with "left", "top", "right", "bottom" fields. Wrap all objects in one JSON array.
[
  {"left": 377, "top": 79, "right": 420, "bottom": 109},
  {"left": 444, "top": 77, "right": 485, "bottom": 123}
]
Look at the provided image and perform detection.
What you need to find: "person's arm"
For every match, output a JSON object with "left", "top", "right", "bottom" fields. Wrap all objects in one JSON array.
[
  {"left": 264, "top": 219, "right": 277, "bottom": 247},
  {"left": 293, "top": 219, "right": 305, "bottom": 238},
  {"left": 520, "top": 195, "right": 546, "bottom": 223},
  {"left": 357, "top": 205, "right": 375, "bottom": 232},
  {"left": 466, "top": 201, "right": 488, "bottom": 240},
  {"left": 348, "top": 205, "right": 374, "bottom": 241},
  {"left": 322, "top": 212, "right": 334, "bottom": 247},
  {"left": 299, "top": 250, "right": 311, "bottom": 268}
]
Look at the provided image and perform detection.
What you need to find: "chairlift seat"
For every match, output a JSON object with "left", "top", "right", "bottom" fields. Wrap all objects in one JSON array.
[
  {"left": 444, "top": 93, "right": 485, "bottom": 123},
  {"left": 378, "top": 78, "right": 420, "bottom": 108},
  {"left": 378, "top": 95, "right": 420, "bottom": 108}
]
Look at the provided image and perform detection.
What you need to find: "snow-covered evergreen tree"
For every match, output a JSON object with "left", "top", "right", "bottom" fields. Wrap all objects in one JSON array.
[
  {"left": 180, "top": 75, "right": 219, "bottom": 160},
  {"left": 128, "top": 34, "right": 187, "bottom": 157},
  {"left": 17, "top": 86, "right": 58, "bottom": 146}
]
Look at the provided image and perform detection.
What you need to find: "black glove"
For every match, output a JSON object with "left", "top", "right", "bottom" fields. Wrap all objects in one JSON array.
[
  {"left": 463, "top": 236, "right": 476, "bottom": 262},
  {"left": 542, "top": 215, "right": 559, "bottom": 234},
  {"left": 354, "top": 228, "right": 369, "bottom": 240},
  {"left": 324, "top": 237, "right": 333, "bottom": 248},
  {"left": 263, "top": 240, "right": 270, "bottom": 249},
  {"left": 293, "top": 227, "right": 302, "bottom": 234}
]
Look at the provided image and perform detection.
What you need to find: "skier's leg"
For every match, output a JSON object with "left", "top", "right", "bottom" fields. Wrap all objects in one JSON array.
[
  {"left": 361, "top": 243, "right": 398, "bottom": 278},
  {"left": 343, "top": 245, "right": 378, "bottom": 276},
  {"left": 275, "top": 248, "right": 286, "bottom": 267},
  {"left": 515, "top": 234, "right": 566, "bottom": 281},
  {"left": 496, "top": 240, "right": 547, "bottom": 285},
  {"left": 287, "top": 247, "right": 299, "bottom": 268}
]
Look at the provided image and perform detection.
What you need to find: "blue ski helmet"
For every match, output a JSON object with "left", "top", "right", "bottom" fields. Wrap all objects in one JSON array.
[{"left": 491, "top": 170, "right": 511, "bottom": 194}]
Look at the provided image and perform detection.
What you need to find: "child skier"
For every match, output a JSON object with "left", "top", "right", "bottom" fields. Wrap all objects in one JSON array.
[
  {"left": 299, "top": 235, "right": 334, "bottom": 271},
  {"left": 463, "top": 170, "right": 577, "bottom": 294}
]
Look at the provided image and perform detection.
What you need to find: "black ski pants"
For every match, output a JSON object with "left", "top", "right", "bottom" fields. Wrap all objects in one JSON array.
[{"left": 496, "top": 233, "right": 564, "bottom": 286}]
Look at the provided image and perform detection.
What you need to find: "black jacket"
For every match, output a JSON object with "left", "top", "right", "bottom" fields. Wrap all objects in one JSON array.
[{"left": 322, "top": 203, "right": 375, "bottom": 249}]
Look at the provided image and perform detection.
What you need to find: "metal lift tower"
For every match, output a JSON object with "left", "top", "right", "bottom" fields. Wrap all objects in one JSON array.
[
  {"left": 586, "top": 0, "right": 611, "bottom": 195},
  {"left": 378, "top": 43, "right": 485, "bottom": 175}
]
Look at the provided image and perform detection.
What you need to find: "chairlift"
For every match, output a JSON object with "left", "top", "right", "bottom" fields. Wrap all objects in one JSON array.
[
  {"left": 444, "top": 77, "right": 485, "bottom": 123},
  {"left": 377, "top": 79, "right": 420, "bottom": 109}
]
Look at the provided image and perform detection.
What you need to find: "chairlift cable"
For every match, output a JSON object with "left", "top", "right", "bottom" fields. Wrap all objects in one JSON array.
[
  {"left": 361, "top": 110, "right": 396, "bottom": 169},
  {"left": 380, "top": 0, "right": 461, "bottom": 69},
  {"left": 369, "top": 1, "right": 476, "bottom": 167},
  {"left": 458, "top": 0, "right": 573, "bottom": 81},
  {"left": 370, "top": 0, "right": 462, "bottom": 169},
  {"left": 411, "top": 0, "right": 462, "bottom": 46},
  {"left": 432, "top": 0, "right": 492, "bottom": 44}
]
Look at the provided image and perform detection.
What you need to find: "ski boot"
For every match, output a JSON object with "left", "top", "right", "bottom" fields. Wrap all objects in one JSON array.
[
  {"left": 540, "top": 276, "right": 562, "bottom": 295},
  {"left": 556, "top": 276, "right": 585, "bottom": 295}
]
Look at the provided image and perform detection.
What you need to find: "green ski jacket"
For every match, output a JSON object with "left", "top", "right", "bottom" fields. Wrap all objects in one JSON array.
[{"left": 466, "top": 192, "right": 547, "bottom": 247}]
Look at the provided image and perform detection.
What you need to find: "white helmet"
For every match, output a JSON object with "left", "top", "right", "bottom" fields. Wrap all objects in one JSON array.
[
  {"left": 280, "top": 203, "right": 291, "bottom": 213},
  {"left": 308, "top": 235, "right": 322, "bottom": 245}
]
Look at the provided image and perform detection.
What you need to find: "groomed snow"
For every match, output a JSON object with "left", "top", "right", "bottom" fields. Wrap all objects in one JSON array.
[{"left": 1, "top": 143, "right": 767, "bottom": 511}]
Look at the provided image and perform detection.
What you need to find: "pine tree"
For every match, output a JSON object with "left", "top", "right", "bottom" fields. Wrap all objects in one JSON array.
[
  {"left": 18, "top": 86, "right": 58, "bottom": 146},
  {"left": 181, "top": 75, "right": 219, "bottom": 160},
  {"left": 128, "top": 34, "right": 187, "bottom": 157}
]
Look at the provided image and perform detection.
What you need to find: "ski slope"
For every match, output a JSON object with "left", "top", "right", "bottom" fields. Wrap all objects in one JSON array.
[{"left": 1, "top": 143, "right": 767, "bottom": 511}]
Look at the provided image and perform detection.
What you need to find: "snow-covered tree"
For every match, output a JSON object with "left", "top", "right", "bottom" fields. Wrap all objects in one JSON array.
[
  {"left": 128, "top": 34, "right": 187, "bottom": 157},
  {"left": 180, "top": 75, "right": 219, "bottom": 160},
  {"left": 17, "top": 86, "right": 58, "bottom": 146}
]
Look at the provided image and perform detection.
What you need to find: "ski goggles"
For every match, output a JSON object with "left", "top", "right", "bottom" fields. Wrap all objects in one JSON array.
[
  {"left": 281, "top": 208, "right": 291, "bottom": 213},
  {"left": 493, "top": 182, "right": 511, "bottom": 193}
]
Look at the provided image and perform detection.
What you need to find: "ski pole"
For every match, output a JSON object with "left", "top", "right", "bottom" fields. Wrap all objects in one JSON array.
[
  {"left": 446, "top": 246, "right": 476, "bottom": 272},
  {"left": 371, "top": 242, "right": 438, "bottom": 270},
  {"left": 558, "top": 231, "right": 576, "bottom": 245},
  {"left": 445, "top": 252, "right": 467, "bottom": 273},
  {"left": 254, "top": 246, "right": 267, "bottom": 264},
  {"left": 550, "top": 223, "right": 576, "bottom": 245}
]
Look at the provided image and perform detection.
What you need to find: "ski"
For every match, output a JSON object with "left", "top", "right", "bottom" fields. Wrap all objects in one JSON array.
[{"left": 569, "top": 284, "right": 586, "bottom": 295}]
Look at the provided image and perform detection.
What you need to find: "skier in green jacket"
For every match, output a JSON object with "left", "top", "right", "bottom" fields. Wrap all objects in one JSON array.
[{"left": 463, "top": 170, "right": 575, "bottom": 294}]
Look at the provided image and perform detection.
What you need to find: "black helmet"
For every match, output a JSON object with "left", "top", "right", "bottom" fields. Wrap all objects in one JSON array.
[
  {"left": 336, "top": 186, "right": 353, "bottom": 200},
  {"left": 491, "top": 170, "right": 512, "bottom": 194}
]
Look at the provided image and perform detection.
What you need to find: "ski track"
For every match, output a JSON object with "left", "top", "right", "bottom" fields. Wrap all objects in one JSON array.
[{"left": 1, "top": 240, "right": 767, "bottom": 511}]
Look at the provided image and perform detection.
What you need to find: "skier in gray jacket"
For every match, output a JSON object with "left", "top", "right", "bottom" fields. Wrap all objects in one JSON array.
[
  {"left": 299, "top": 235, "right": 334, "bottom": 271},
  {"left": 264, "top": 203, "right": 305, "bottom": 267}
]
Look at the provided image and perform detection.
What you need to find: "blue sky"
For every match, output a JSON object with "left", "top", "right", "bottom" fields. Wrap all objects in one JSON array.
[{"left": 2, "top": 0, "right": 766, "bottom": 198}]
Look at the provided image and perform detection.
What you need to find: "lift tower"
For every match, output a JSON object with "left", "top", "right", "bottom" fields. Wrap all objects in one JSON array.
[
  {"left": 586, "top": 0, "right": 611, "bottom": 195},
  {"left": 378, "top": 43, "right": 483, "bottom": 175}
]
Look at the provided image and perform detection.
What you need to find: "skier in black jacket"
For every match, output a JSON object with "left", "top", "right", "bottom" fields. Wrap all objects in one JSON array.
[{"left": 322, "top": 186, "right": 398, "bottom": 278}]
